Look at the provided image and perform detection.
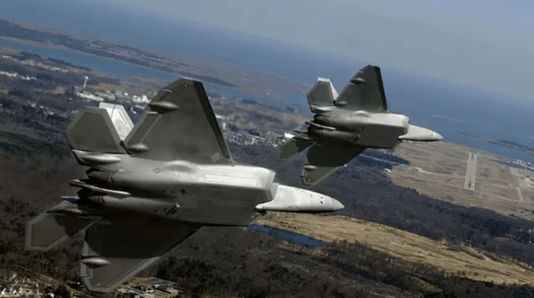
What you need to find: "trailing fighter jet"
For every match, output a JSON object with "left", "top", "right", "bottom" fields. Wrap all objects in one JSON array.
[
  {"left": 277, "top": 65, "right": 443, "bottom": 186},
  {"left": 25, "top": 77, "right": 344, "bottom": 293}
]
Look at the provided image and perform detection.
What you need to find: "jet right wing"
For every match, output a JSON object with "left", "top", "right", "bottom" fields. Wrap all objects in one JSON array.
[
  {"left": 301, "top": 143, "right": 366, "bottom": 186},
  {"left": 335, "top": 65, "right": 388, "bottom": 113},
  {"left": 80, "top": 217, "right": 201, "bottom": 293},
  {"left": 123, "top": 78, "right": 233, "bottom": 163}
]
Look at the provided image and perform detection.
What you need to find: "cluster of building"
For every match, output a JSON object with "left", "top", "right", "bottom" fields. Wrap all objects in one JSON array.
[
  {"left": 0, "top": 57, "right": 291, "bottom": 150},
  {"left": 0, "top": 273, "right": 182, "bottom": 298},
  {"left": 0, "top": 274, "right": 57, "bottom": 298},
  {"left": 511, "top": 159, "right": 534, "bottom": 171},
  {"left": 72, "top": 81, "right": 288, "bottom": 148},
  {"left": 2, "top": 68, "right": 288, "bottom": 151},
  {"left": 222, "top": 129, "right": 285, "bottom": 147},
  {"left": 0, "top": 70, "right": 35, "bottom": 81},
  {"left": 116, "top": 277, "right": 180, "bottom": 298}
]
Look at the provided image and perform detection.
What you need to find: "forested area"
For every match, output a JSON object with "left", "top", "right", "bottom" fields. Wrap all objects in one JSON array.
[
  {"left": 232, "top": 144, "right": 534, "bottom": 266},
  {"left": 1, "top": 61, "right": 534, "bottom": 296},
  {"left": 1, "top": 132, "right": 534, "bottom": 297}
]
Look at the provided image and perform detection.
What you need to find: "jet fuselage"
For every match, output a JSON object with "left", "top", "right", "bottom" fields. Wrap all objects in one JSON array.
[
  {"left": 67, "top": 149, "right": 342, "bottom": 227},
  {"left": 309, "top": 110, "right": 409, "bottom": 148}
]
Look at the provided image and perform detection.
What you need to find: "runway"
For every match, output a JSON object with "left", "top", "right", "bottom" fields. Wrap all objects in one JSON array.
[{"left": 464, "top": 152, "right": 477, "bottom": 194}]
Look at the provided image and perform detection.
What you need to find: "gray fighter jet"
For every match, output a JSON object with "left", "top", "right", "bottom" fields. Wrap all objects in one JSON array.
[
  {"left": 25, "top": 77, "right": 344, "bottom": 293},
  {"left": 277, "top": 65, "right": 443, "bottom": 186}
]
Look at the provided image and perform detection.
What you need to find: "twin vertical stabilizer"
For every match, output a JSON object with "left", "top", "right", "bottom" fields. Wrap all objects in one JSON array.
[
  {"left": 64, "top": 102, "right": 134, "bottom": 154},
  {"left": 307, "top": 78, "right": 338, "bottom": 113}
]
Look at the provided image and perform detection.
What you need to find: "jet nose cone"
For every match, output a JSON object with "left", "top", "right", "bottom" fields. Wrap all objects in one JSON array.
[
  {"left": 331, "top": 198, "right": 345, "bottom": 211},
  {"left": 429, "top": 130, "right": 443, "bottom": 141},
  {"left": 399, "top": 125, "right": 443, "bottom": 142}
]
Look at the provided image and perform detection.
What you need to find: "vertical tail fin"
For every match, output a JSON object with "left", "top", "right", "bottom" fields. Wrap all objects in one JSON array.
[
  {"left": 64, "top": 103, "right": 132, "bottom": 154},
  {"left": 307, "top": 78, "right": 338, "bottom": 113}
]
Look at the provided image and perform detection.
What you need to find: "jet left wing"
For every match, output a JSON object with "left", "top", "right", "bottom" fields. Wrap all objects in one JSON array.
[
  {"left": 301, "top": 143, "right": 366, "bottom": 186},
  {"left": 80, "top": 218, "right": 201, "bottom": 292},
  {"left": 25, "top": 201, "right": 100, "bottom": 251},
  {"left": 335, "top": 65, "right": 388, "bottom": 113},
  {"left": 276, "top": 136, "right": 316, "bottom": 161}
]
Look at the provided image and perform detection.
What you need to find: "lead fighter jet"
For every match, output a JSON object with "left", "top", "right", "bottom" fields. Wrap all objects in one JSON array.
[
  {"left": 277, "top": 65, "right": 443, "bottom": 186},
  {"left": 25, "top": 77, "right": 344, "bottom": 293}
]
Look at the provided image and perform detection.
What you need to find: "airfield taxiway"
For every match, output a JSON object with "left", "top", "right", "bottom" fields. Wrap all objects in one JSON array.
[
  {"left": 386, "top": 141, "right": 534, "bottom": 220},
  {"left": 464, "top": 152, "right": 477, "bottom": 194}
]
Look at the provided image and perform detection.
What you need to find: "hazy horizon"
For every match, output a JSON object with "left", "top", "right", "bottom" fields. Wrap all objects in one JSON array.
[
  {"left": 1, "top": 0, "right": 533, "bottom": 162},
  {"left": 1, "top": 0, "right": 534, "bottom": 103},
  {"left": 96, "top": 0, "right": 534, "bottom": 103}
]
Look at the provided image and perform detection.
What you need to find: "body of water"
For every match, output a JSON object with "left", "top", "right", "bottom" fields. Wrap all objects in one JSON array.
[
  {"left": 248, "top": 224, "right": 328, "bottom": 247},
  {"left": 0, "top": 37, "right": 295, "bottom": 112},
  {"left": 0, "top": 38, "right": 176, "bottom": 81}
]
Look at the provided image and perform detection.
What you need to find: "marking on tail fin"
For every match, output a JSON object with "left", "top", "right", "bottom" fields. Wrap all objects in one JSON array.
[{"left": 98, "top": 103, "right": 134, "bottom": 140}]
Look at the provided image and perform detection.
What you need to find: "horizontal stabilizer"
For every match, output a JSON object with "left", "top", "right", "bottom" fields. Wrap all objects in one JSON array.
[
  {"left": 25, "top": 202, "right": 99, "bottom": 251},
  {"left": 301, "top": 144, "right": 365, "bottom": 185},
  {"left": 307, "top": 78, "right": 338, "bottom": 113},
  {"left": 65, "top": 107, "right": 127, "bottom": 154},
  {"left": 98, "top": 103, "right": 134, "bottom": 141},
  {"left": 276, "top": 137, "right": 315, "bottom": 161}
]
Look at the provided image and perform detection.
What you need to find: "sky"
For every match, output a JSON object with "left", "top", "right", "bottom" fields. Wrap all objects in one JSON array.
[{"left": 100, "top": 0, "right": 534, "bottom": 102}]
